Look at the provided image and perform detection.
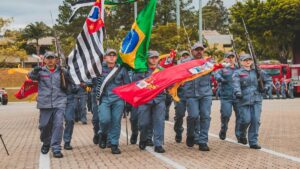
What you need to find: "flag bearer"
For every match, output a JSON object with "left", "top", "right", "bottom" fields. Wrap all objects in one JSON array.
[
  {"left": 96, "top": 49, "right": 130, "bottom": 154},
  {"left": 136, "top": 50, "right": 166, "bottom": 153},
  {"left": 184, "top": 43, "right": 212, "bottom": 151}
]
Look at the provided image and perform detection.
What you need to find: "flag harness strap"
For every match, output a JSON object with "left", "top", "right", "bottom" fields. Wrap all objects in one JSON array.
[{"left": 98, "top": 65, "right": 122, "bottom": 99}]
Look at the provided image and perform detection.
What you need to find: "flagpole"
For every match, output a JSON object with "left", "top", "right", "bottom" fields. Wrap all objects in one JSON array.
[
  {"left": 176, "top": 0, "right": 180, "bottom": 28},
  {"left": 134, "top": 1, "right": 138, "bottom": 19},
  {"left": 198, "top": 0, "right": 203, "bottom": 44}
]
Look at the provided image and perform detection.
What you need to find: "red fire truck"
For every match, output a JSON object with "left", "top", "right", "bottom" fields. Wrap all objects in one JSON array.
[{"left": 259, "top": 61, "right": 300, "bottom": 95}]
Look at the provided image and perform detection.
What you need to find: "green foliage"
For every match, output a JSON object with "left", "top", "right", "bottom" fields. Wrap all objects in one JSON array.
[
  {"left": 22, "top": 22, "right": 51, "bottom": 55},
  {"left": 229, "top": 0, "right": 300, "bottom": 63},
  {"left": 150, "top": 23, "right": 199, "bottom": 53},
  {"left": 203, "top": 0, "right": 229, "bottom": 33}
]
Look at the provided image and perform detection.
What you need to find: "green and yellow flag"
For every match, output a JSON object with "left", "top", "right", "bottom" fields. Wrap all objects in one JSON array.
[{"left": 119, "top": 0, "right": 157, "bottom": 72}]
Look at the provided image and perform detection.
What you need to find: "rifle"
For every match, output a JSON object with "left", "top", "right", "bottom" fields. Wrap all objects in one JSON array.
[
  {"left": 241, "top": 18, "right": 265, "bottom": 93},
  {"left": 229, "top": 32, "right": 240, "bottom": 68}
]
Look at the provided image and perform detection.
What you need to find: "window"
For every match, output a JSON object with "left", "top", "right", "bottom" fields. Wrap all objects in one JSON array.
[{"left": 262, "top": 68, "right": 280, "bottom": 76}]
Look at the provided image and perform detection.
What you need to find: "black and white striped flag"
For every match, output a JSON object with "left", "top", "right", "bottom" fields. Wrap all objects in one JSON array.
[{"left": 68, "top": 0, "right": 104, "bottom": 84}]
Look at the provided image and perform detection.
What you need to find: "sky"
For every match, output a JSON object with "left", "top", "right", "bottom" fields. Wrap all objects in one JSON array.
[{"left": 0, "top": 0, "right": 237, "bottom": 31}]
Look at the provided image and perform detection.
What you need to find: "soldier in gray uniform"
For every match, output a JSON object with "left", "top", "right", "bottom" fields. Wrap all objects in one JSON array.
[
  {"left": 214, "top": 52, "right": 241, "bottom": 142},
  {"left": 63, "top": 70, "right": 80, "bottom": 150},
  {"left": 136, "top": 50, "right": 166, "bottom": 153},
  {"left": 233, "top": 54, "right": 272, "bottom": 149},
  {"left": 28, "top": 51, "right": 68, "bottom": 158},
  {"left": 96, "top": 49, "right": 130, "bottom": 154},
  {"left": 274, "top": 78, "right": 281, "bottom": 99},
  {"left": 288, "top": 81, "right": 294, "bottom": 99},
  {"left": 173, "top": 50, "right": 192, "bottom": 143},
  {"left": 281, "top": 78, "right": 287, "bottom": 99},
  {"left": 184, "top": 43, "right": 212, "bottom": 151}
]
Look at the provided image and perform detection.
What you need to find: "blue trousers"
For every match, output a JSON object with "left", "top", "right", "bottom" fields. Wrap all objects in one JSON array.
[
  {"left": 186, "top": 96, "right": 212, "bottom": 144},
  {"left": 39, "top": 108, "right": 64, "bottom": 152},
  {"left": 281, "top": 89, "right": 286, "bottom": 99},
  {"left": 130, "top": 107, "right": 153, "bottom": 140},
  {"left": 91, "top": 91, "right": 99, "bottom": 135},
  {"left": 98, "top": 99, "right": 124, "bottom": 145},
  {"left": 239, "top": 102, "right": 262, "bottom": 146},
  {"left": 174, "top": 98, "right": 200, "bottom": 142},
  {"left": 75, "top": 94, "right": 88, "bottom": 122},
  {"left": 220, "top": 98, "right": 240, "bottom": 139},
  {"left": 267, "top": 87, "right": 273, "bottom": 99},
  {"left": 63, "top": 95, "right": 76, "bottom": 143},
  {"left": 138, "top": 101, "right": 165, "bottom": 147},
  {"left": 288, "top": 89, "right": 294, "bottom": 98},
  {"left": 276, "top": 89, "right": 280, "bottom": 99}
]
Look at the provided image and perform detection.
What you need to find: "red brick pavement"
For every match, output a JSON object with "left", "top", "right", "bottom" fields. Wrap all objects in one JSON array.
[{"left": 0, "top": 99, "right": 300, "bottom": 169}]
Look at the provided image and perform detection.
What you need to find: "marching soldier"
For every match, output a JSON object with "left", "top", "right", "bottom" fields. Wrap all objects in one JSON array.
[
  {"left": 281, "top": 77, "right": 287, "bottom": 99},
  {"left": 173, "top": 50, "right": 192, "bottom": 143},
  {"left": 184, "top": 43, "right": 212, "bottom": 151},
  {"left": 288, "top": 80, "right": 294, "bottom": 99},
  {"left": 74, "top": 83, "right": 88, "bottom": 124},
  {"left": 63, "top": 71, "right": 80, "bottom": 150},
  {"left": 214, "top": 52, "right": 241, "bottom": 142},
  {"left": 136, "top": 50, "right": 166, "bottom": 153},
  {"left": 233, "top": 54, "right": 272, "bottom": 149},
  {"left": 274, "top": 78, "right": 281, "bottom": 99},
  {"left": 28, "top": 51, "right": 69, "bottom": 158},
  {"left": 96, "top": 49, "right": 130, "bottom": 154}
]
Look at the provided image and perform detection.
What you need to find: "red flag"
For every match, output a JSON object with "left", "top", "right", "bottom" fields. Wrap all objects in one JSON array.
[
  {"left": 113, "top": 59, "right": 222, "bottom": 107},
  {"left": 15, "top": 79, "right": 38, "bottom": 99},
  {"left": 86, "top": 0, "right": 104, "bottom": 34},
  {"left": 159, "top": 49, "right": 176, "bottom": 69}
]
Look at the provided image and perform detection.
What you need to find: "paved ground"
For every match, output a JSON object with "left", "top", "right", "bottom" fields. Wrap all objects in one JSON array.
[{"left": 0, "top": 99, "right": 300, "bottom": 169}]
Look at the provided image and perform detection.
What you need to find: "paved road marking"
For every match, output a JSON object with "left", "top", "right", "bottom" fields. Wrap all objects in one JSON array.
[
  {"left": 165, "top": 121, "right": 300, "bottom": 164},
  {"left": 39, "top": 143, "right": 50, "bottom": 169},
  {"left": 120, "top": 131, "right": 187, "bottom": 169}
]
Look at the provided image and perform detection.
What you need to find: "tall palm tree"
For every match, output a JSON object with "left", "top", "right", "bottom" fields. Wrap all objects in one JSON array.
[{"left": 22, "top": 22, "right": 51, "bottom": 55}]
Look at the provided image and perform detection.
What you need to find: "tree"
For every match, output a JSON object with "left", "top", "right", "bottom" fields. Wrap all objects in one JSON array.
[
  {"left": 22, "top": 22, "right": 51, "bottom": 55},
  {"left": 203, "top": 0, "right": 229, "bottom": 33},
  {"left": 0, "top": 17, "right": 12, "bottom": 33},
  {"left": 230, "top": 0, "right": 300, "bottom": 63},
  {"left": 150, "top": 23, "right": 198, "bottom": 53}
]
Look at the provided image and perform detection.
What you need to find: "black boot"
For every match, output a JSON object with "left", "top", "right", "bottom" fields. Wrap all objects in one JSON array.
[
  {"left": 199, "top": 143, "right": 210, "bottom": 151},
  {"left": 219, "top": 117, "right": 229, "bottom": 140},
  {"left": 219, "top": 129, "right": 226, "bottom": 140},
  {"left": 130, "top": 134, "right": 138, "bottom": 144},
  {"left": 53, "top": 151, "right": 64, "bottom": 158},
  {"left": 139, "top": 141, "right": 147, "bottom": 150},
  {"left": 174, "top": 117, "right": 184, "bottom": 143},
  {"left": 186, "top": 136, "right": 195, "bottom": 147},
  {"left": 175, "top": 133, "right": 182, "bottom": 143},
  {"left": 238, "top": 124, "right": 248, "bottom": 145},
  {"left": 154, "top": 146, "right": 165, "bottom": 153},
  {"left": 93, "top": 134, "right": 99, "bottom": 145},
  {"left": 238, "top": 137, "right": 247, "bottom": 145},
  {"left": 146, "top": 139, "right": 154, "bottom": 146},
  {"left": 98, "top": 133, "right": 107, "bottom": 149},
  {"left": 250, "top": 144, "right": 261, "bottom": 149},
  {"left": 64, "top": 142, "right": 73, "bottom": 150},
  {"left": 41, "top": 144, "right": 50, "bottom": 154},
  {"left": 111, "top": 145, "right": 121, "bottom": 154},
  {"left": 106, "top": 141, "right": 111, "bottom": 148}
]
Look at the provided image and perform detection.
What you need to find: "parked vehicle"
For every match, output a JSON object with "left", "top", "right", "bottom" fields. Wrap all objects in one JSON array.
[{"left": 0, "top": 88, "right": 8, "bottom": 105}]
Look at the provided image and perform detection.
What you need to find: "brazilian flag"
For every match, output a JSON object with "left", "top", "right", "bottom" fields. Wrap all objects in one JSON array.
[{"left": 119, "top": 0, "right": 157, "bottom": 72}]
